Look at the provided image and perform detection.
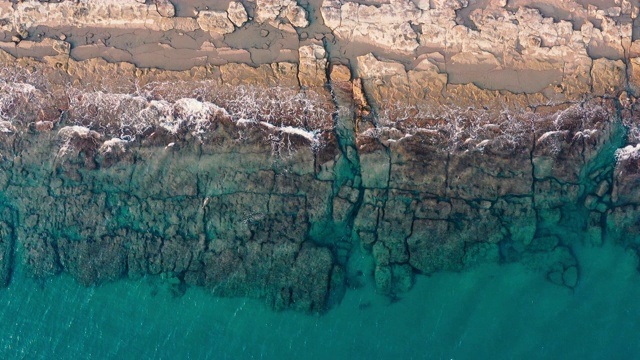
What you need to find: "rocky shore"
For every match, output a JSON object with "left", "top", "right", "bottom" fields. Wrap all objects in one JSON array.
[{"left": 0, "top": 0, "right": 639, "bottom": 311}]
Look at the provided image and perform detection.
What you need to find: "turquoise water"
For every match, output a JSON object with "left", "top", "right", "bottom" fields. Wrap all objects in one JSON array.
[{"left": 0, "top": 240, "right": 638, "bottom": 359}]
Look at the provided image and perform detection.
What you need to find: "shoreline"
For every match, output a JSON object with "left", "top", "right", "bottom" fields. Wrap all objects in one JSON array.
[{"left": 0, "top": 0, "right": 639, "bottom": 312}]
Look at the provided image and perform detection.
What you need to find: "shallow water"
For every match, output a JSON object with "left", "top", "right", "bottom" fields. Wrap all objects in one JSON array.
[{"left": 0, "top": 239, "right": 637, "bottom": 359}]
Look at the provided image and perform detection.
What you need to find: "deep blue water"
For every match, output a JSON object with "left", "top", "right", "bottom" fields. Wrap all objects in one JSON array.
[{"left": 0, "top": 241, "right": 638, "bottom": 359}]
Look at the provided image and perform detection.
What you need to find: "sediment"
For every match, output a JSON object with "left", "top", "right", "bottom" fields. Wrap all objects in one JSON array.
[{"left": 0, "top": 0, "right": 639, "bottom": 312}]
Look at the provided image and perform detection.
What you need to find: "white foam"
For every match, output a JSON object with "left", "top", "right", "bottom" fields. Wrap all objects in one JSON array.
[{"left": 615, "top": 144, "right": 640, "bottom": 162}]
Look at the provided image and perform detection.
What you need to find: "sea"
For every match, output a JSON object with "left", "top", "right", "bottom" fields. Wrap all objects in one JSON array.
[{"left": 0, "top": 238, "right": 637, "bottom": 359}]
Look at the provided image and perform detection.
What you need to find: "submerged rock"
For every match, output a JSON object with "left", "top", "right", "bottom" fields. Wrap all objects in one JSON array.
[
  {"left": 0, "top": 82, "right": 633, "bottom": 312},
  {"left": 0, "top": 0, "right": 638, "bottom": 313}
]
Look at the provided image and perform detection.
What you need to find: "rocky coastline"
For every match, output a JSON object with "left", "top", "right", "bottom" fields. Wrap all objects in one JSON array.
[{"left": 0, "top": 0, "right": 639, "bottom": 312}]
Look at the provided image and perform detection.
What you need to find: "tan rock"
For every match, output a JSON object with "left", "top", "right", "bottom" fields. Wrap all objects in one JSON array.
[
  {"left": 172, "top": 18, "right": 200, "bottom": 33},
  {"left": 50, "top": 39, "right": 71, "bottom": 55},
  {"left": 321, "top": 0, "right": 420, "bottom": 53},
  {"left": 0, "top": 0, "right": 632, "bottom": 121},
  {"left": 298, "top": 44, "right": 327, "bottom": 88},
  {"left": 285, "top": 3, "right": 309, "bottom": 28},
  {"left": 591, "top": 58, "right": 626, "bottom": 97},
  {"left": 352, "top": 79, "right": 369, "bottom": 115},
  {"left": 355, "top": 53, "right": 410, "bottom": 108},
  {"left": 197, "top": 11, "right": 235, "bottom": 35},
  {"left": 254, "top": 0, "right": 309, "bottom": 28},
  {"left": 220, "top": 62, "right": 299, "bottom": 88},
  {"left": 328, "top": 64, "right": 357, "bottom": 111},
  {"left": 35, "top": 121, "right": 54, "bottom": 132},
  {"left": 155, "top": 0, "right": 175, "bottom": 18},
  {"left": 227, "top": 2, "right": 249, "bottom": 28},
  {"left": 629, "top": 57, "right": 640, "bottom": 96},
  {"left": 407, "top": 58, "right": 447, "bottom": 102},
  {"left": 329, "top": 64, "right": 351, "bottom": 83},
  {"left": 8, "top": 0, "right": 169, "bottom": 32},
  {"left": 431, "top": 0, "right": 469, "bottom": 10}
]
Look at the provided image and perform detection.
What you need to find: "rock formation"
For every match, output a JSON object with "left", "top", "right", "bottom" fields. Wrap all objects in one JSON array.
[{"left": 0, "top": 0, "right": 637, "bottom": 312}]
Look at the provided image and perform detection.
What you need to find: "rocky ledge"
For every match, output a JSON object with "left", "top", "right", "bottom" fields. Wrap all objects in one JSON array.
[{"left": 0, "top": 0, "right": 639, "bottom": 312}]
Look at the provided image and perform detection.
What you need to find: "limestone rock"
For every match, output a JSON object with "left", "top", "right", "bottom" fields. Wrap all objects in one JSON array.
[
  {"left": 254, "top": 0, "right": 309, "bottom": 28},
  {"left": 227, "top": 2, "right": 249, "bottom": 28},
  {"left": 5, "top": 0, "right": 175, "bottom": 32},
  {"left": 329, "top": 64, "right": 351, "bottom": 83},
  {"left": 197, "top": 11, "right": 235, "bottom": 35},
  {"left": 285, "top": 2, "right": 309, "bottom": 28},
  {"left": 0, "top": 0, "right": 632, "bottom": 117},
  {"left": 629, "top": 57, "right": 640, "bottom": 96},
  {"left": 355, "top": 53, "right": 409, "bottom": 108},
  {"left": 298, "top": 44, "right": 328, "bottom": 88},
  {"left": 155, "top": 0, "right": 175, "bottom": 18},
  {"left": 220, "top": 62, "right": 299, "bottom": 87},
  {"left": 591, "top": 59, "right": 626, "bottom": 96},
  {"left": 321, "top": 0, "right": 420, "bottom": 53}
]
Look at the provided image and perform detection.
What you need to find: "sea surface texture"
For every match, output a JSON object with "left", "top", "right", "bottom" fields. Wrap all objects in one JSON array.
[
  {"left": 2, "top": 242, "right": 640, "bottom": 359},
  {"left": 0, "top": 0, "right": 639, "bottom": 358}
]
